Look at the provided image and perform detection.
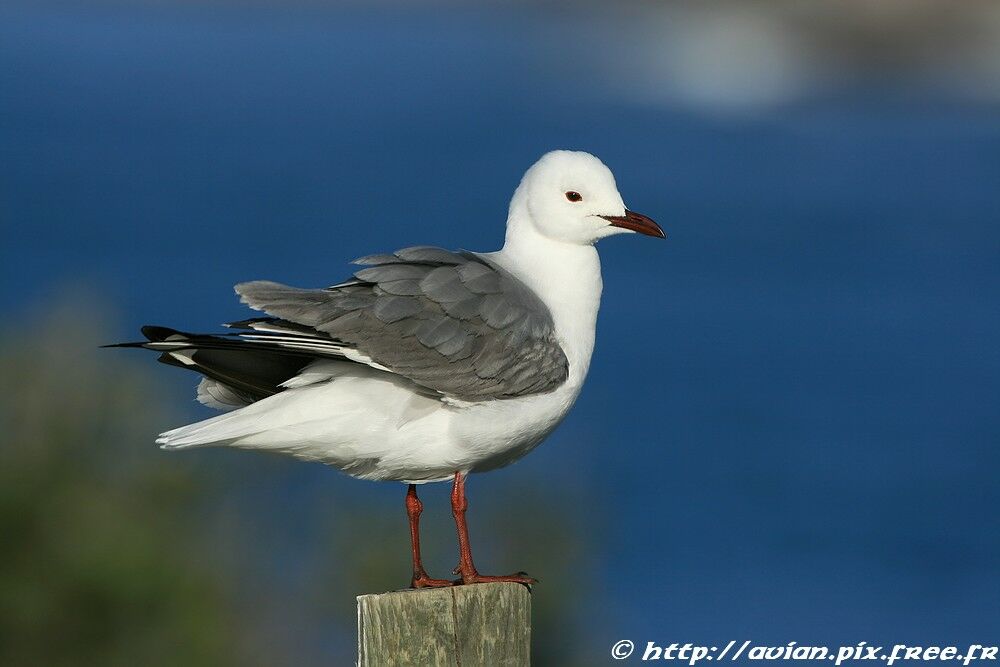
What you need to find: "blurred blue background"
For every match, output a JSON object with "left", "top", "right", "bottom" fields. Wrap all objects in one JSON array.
[{"left": 2, "top": 1, "right": 998, "bottom": 664}]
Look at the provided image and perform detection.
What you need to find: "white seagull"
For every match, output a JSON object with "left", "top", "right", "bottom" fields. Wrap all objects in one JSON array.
[{"left": 112, "top": 150, "right": 663, "bottom": 587}]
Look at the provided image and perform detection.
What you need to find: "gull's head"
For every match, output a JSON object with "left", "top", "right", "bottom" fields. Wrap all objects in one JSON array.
[{"left": 508, "top": 150, "right": 664, "bottom": 246}]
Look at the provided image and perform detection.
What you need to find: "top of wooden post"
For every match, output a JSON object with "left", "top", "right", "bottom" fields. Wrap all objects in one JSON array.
[{"left": 357, "top": 582, "right": 531, "bottom": 666}]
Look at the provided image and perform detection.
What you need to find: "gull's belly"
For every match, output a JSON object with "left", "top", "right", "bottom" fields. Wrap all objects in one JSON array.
[
  {"left": 221, "top": 368, "right": 584, "bottom": 483},
  {"left": 337, "top": 382, "right": 580, "bottom": 482},
  {"left": 448, "top": 381, "right": 582, "bottom": 474}
]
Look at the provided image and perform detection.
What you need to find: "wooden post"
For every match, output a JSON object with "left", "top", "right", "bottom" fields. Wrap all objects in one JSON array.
[{"left": 357, "top": 582, "right": 531, "bottom": 666}]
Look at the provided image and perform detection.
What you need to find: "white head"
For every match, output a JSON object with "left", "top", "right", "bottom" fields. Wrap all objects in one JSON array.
[{"left": 505, "top": 150, "right": 663, "bottom": 247}]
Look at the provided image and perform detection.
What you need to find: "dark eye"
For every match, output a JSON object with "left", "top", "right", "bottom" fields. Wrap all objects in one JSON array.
[{"left": 565, "top": 191, "right": 582, "bottom": 202}]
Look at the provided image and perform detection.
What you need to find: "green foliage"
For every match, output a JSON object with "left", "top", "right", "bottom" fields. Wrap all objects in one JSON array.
[{"left": 0, "top": 305, "right": 240, "bottom": 666}]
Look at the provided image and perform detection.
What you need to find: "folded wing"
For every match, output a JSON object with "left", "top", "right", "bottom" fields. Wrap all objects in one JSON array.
[{"left": 234, "top": 246, "right": 569, "bottom": 401}]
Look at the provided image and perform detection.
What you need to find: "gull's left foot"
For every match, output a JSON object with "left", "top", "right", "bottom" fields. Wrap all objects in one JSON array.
[
  {"left": 411, "top": 572, "right": 455, "bottom": 589},
  {"left": 452, "top": 565, "right": 537, "bottom": 586}
]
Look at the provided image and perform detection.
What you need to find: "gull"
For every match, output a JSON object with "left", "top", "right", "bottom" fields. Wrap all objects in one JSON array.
[{"left": 111, "top": 150, "right": 663, "bottom": 587}]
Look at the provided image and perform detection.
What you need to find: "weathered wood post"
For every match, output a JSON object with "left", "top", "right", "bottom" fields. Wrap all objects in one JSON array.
[{"left": 357, "top": 582, "right": 531, "bottom": 666}]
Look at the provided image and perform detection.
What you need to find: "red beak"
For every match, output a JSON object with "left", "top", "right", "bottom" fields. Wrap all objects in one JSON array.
[{"left": 600, "top": 209, "right": 665, "bottom": 238}]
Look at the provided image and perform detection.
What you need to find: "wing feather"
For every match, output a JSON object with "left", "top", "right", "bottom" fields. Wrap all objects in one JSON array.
[{"left": 234, "top": 247, "right": 568, "bottom": 400}]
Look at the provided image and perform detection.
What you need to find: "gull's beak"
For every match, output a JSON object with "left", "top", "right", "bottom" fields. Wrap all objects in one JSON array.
[{"left": 600, "top": 210, "right": 665, "bottom": 238}]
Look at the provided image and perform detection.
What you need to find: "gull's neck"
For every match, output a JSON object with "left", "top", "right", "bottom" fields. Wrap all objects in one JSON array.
[{"left": 486, "top": 202, "right": 603, "bottom": 386}]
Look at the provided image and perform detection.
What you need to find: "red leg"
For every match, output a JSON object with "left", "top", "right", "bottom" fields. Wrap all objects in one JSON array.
[
  {"left": 450, "top": 472, "right": 536, "bottom": 586},
  {"left": 406, "top": 484, "right": 453, "bottom": 589}
]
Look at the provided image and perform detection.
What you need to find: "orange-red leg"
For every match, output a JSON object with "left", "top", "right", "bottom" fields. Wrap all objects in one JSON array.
[
  {"left": 406, "top": 484, "right": 453, "bottom": 589},
  {"left": 449, "top": 472, "right": 536, "bottom": 586}
]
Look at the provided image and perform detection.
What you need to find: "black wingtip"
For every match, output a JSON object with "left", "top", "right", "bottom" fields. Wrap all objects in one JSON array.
[
  {"left": 141, "top": 325, "right": 186, "bottom": 341},
  {"left": 102, "top": 325, "right": 187, "bottom": 349}
]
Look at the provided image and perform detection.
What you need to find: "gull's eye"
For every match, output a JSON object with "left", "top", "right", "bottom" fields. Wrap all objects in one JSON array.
[{"left": 565, "top": 191, "right": 582, "bottom": 202}]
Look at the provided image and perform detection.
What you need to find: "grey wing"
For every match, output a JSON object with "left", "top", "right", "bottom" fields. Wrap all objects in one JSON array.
[{"left": 234, "top": 247, "right": 569, "bottom": 401}]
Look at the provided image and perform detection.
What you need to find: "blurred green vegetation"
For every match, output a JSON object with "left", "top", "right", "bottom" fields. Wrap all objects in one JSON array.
[
  {"left": 0, "top": 300, "right": 597, "bottom": 665},
  {"left": 0, "top": 303, "right": 245, "bottom": 666}
]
